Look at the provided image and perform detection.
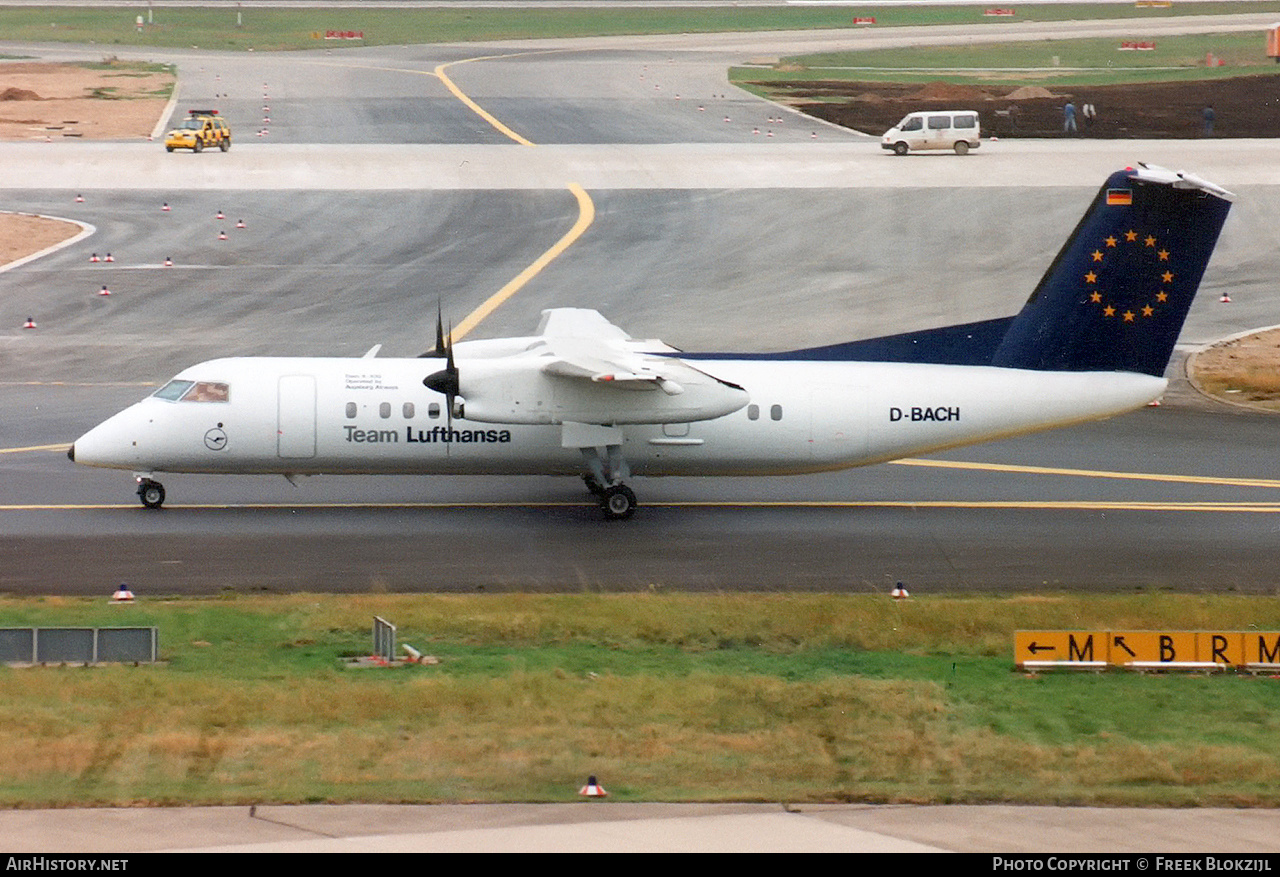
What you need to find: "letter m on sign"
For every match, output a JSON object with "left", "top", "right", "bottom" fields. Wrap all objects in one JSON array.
[
  {"left": 1257, "top": 634, "right": 1280, "bottom": 664},
  {"left": 1067, "top": 634, "right": 1094, "bottom": 661}
]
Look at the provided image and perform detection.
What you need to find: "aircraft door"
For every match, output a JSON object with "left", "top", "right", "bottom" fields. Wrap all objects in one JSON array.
[{"left": 277, "top": 375, "right": 317, "bottom": 459}]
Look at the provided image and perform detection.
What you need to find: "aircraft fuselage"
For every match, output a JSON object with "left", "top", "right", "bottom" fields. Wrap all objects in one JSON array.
[{"left": 71, "top": 353, "right": 1164, "bottom": 480}]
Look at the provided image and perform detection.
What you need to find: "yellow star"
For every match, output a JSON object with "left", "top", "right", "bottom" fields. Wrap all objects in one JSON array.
[
  {"left": 1085, "top": 271, "right": 1097, "bottom": 284},
  {"left": 1103, "top": 305, "right": 1116, "bottom": 317},
  {"left": 1162, "top": 271, "right": 1174, "bottom": 283},
  {"left": 1092, "top": 250, "right": 1104, "bottom": 262},
  {"left": 1105, "top": 236, "right": 1117, "bottom": 247},
  {"left": 1123, "top": 311, "right": 1136, "bottom": 322},
  {"left": 1125, "top": 230, "right": 1138, "bottom": 242},
  {"left": 1156, "top": 291, "right": 1168, "bottom": 302},
  {"left": 1145, "top": 235, "right": 1157, "bottom": 247},
  {"left": 1158, "top": 249, "right": 1170, "bottom": 261},
  {"left": 1142, "top": 305, "right": 1154, "bottom": 317},
  {"left": 1090, "top": 291, "right": 1102, "bottom": 303}
]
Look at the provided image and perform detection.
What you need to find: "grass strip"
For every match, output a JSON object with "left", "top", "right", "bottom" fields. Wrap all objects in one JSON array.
[
  {"left": 2, "top": 593, "right": 1279, "bottom": 807},
  {"left": 1, "top": 4, "right": 1278, "bottom": 52}
]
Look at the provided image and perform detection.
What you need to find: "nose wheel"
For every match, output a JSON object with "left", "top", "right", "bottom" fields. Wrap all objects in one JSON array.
[{"left": 136, "top": 478, "right": 166, "bottom": 509}]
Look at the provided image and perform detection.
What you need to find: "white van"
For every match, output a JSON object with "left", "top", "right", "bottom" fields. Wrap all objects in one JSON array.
[{"left": 881, "top": 111, "right": 981, "bottom": 155}]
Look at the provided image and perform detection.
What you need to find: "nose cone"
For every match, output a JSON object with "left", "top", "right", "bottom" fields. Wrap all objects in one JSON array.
[{"left": 70, "top": 405, "right": 147, "bottom": 470}]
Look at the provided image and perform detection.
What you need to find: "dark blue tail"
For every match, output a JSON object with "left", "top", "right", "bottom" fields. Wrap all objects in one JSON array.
[
  {"left": 686, "top": 166, "right": 1232, "bottom": 372},
  {"left": 990, "top": 166, "right": 1232, "bottom": 376}
]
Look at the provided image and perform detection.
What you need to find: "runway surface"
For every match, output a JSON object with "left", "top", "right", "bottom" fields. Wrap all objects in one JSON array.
[
  {"left": 6, "top": 801, "right": 1280, "bottom": 853},
  {"left": 4, "top": 21, "right": 1280, "bottom": 595}
]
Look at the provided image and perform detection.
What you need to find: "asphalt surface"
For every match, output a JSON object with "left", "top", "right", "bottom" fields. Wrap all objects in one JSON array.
[{"left": 4, "top": 15, "right": 1280, "bottom": 852}]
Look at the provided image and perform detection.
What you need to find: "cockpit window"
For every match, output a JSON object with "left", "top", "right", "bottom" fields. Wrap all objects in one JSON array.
[
  {"left": 153, "top": 380, "right": 229, "bottom": 402},
  {"left": 153, "top": 380, "right": 194, "bottom": 401},
  {"left": 183, "top": 381, "right": 229, "bottom": 402}
]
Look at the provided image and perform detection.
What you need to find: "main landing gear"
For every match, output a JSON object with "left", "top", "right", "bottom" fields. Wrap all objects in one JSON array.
[
  {"left": 580, "top": 446, "right": 637, "bottom": 521},
  {"left": 136, "top": 476, "right": 165, "bottom": 509}
]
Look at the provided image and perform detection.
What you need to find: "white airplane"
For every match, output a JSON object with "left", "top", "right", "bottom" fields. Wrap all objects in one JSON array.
[{"left": 70, "top": 165, "right": 1233, "bottom": 520}]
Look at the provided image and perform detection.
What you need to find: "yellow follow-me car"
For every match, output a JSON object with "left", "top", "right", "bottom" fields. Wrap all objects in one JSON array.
[{"left": 164, "top": 109, "right": 230, "bottom": 153}]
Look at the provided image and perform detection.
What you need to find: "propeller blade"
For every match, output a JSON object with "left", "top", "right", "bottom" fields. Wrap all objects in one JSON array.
[
  {"left": 434, "top": 301, "right": 446, "bottom": 356},
  {"left": 423, "top": 319, "right": 460, "bottom": 431}
]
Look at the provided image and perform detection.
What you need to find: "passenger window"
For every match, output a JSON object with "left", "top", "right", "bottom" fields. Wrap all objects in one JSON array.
[
  {"left": 379, "top": 402, "right": 391, "bottom": 419},
  {"left": 747, "top": 404, "right": 759, "bottom": 421},
  {"left": 900, "top": 117, "right": 922, "bottom": 132},
  {"left": 770, "top": 404, "right": 783, "bottom": 421},
  {"left": 954, "top": 115, "right": 977, "bottom": 129},
  {"left": 403, "top": 402, "right": 415, "bottom": 419},
  {"left": 928, "top": 116, "right": 950, "bottom": 130},
  {"left": 428, "top": 402, "right": 441, "bottom": 419},
  {"left": 345, "top": 402, "right": 357, "bottom": 419}
]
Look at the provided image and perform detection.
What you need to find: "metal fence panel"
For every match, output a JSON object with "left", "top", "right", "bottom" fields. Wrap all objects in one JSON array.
[
  {"left": 0, "top": 628, "right": 158, "bottom": 664},
  {"left": 0, "top": 629, "right": 35, "bottom": 663}
]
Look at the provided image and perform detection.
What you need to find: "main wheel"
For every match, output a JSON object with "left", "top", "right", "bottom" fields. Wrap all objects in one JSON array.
[
  {"left": 194, "top": 139, "right": 203, "bottom": 153},
  {"left": 601, "top": 484, "right": 637, "bottom": 521},
  {"left": 138, "top": 480, "right": 165, "bottom": 509},
  {"left": 893, "top": 142, "right": 909, "bottom": 156},
  {"left": 220, "top": 138, "right": 230, "bottom": 152},
  {"left": 954, "top": 141, "right": 970, "bottom": 155}
]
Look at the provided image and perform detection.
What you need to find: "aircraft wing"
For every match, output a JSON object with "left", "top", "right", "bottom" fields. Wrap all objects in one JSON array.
[{"left": 457, "top": 308, "right": 748, "bottom": 424}]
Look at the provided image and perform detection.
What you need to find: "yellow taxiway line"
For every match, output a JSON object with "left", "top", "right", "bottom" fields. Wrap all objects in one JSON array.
[
  {"left": 450, "top": 182, "right": 595, "bottom": 343},
  {"left": 889, "top": 457, "right": 1280, "bottom": 490},
  {"left": 6, "top": 500, "right": 1280, "bottom": 513}
]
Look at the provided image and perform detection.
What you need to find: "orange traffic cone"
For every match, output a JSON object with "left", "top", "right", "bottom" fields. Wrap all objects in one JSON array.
[
  {"left": 163, "top": 257, "right": 173, "bottom": 267},
  {"left": 89, "top": 253, "right": 100, "bottom": 262},
  {"left": 22, "top": 317, "right": 36, "bottom": 329},
  {"left": 104, "top": 253, "right": 114, "bottom": 263},
  {"left": 1220, "top": 292, "right": 1232, "bottom": 303},
  {"left": 98, "top": 285, "right": 110, "bottom": 296},
  {"left": 162, "top": 202, "right": 170, "bottom": 211},
  {"left": 579, "top": 776, "right": 608, "bottom": 798},
  {"left": 236, "top": 219, "right": 246, "bottom": 229},
  {"left": 218, "top": 230, "right": 227, "bottom": 241}
]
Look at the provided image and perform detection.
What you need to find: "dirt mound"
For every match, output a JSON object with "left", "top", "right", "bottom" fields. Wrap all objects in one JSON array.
[
  {"left": 766, "top": 74, "right": 1280, "bottom": 139},
  {"left": 0, "top": 88, "right": 41, "bottom": 102},
  {"left": 911, "top": 81, "right": 992, "bottom": 101},
  {"left": 1004, "top": 86, "right": 1059, "bottom": 100}
]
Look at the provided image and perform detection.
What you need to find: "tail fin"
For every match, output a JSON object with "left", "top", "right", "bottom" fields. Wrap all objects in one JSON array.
[{"left": 991, "top": 164, "right": 1232, "bottom": 376}]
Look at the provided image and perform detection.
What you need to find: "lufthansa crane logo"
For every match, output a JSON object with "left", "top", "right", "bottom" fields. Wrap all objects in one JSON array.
[
  {"left": 1083, "top": 220, "right": 1175, "bottom": 324},
  {"left": 204, "top": 427, "right": 228, "bottom": 451}
]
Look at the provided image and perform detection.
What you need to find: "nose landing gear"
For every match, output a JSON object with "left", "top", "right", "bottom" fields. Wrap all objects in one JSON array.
[{"left": 136, "top": 477, "right": 166, "bottom": 509}]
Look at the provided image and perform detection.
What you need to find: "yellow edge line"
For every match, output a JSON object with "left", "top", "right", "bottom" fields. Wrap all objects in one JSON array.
[
  {"left": 449, "top": 183, "right": 596, "bottom": 343},
  {"left": 7, "top": 501, "right": 1280, "bottom": 513},
  {"left": 0, "top": 444, "right": 69, "bottom": 455},
  {"left": 891, "top": 457, "right": 1280, "bottom": 490}
]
